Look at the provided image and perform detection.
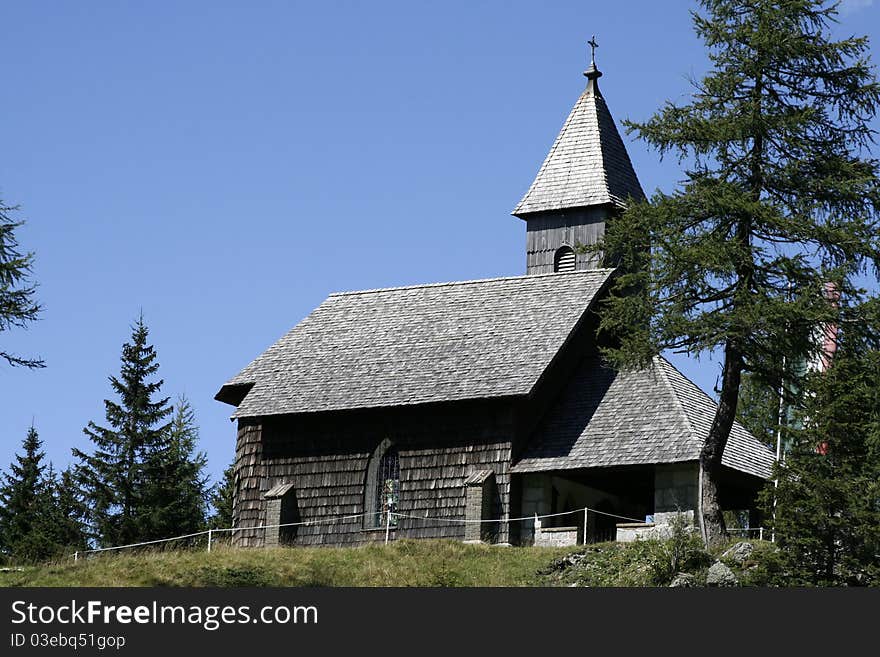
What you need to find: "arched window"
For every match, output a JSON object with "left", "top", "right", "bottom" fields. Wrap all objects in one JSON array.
[
  {"left": 554, "top": 245, "right": 576, "bottom": 272},
  {"left": 375, "top": 447, "right": 399, "bottom": 528},
  {"left": 364, "top": 439, "right": 400, "bottom": 529}
]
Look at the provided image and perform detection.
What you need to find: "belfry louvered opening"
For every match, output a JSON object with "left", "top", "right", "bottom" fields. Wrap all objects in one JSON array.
[{"left": 554, "top": 246, "right": 576, "bottom": 272}]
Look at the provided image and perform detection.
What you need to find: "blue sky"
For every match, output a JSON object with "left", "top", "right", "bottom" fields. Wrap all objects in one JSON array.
[{"left": 1, "top": 1, "right": 878, "bottom": 486}]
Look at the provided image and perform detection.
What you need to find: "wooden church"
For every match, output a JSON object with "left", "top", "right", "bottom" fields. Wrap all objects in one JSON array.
[{"left": 215, "top": 50, "right": 775, "bottom": 548}]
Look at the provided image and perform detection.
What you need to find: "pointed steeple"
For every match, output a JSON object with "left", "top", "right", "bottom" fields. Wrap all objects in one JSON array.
[{"left": 513, "top": 40, "right": 645, "bottom": 218}]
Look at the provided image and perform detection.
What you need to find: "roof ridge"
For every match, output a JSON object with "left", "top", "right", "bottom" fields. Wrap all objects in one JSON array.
[
  {"left": 593, "top": 90, "right": 614, "bottom": 206},
  {"left": 594, "top": 89, "right": 645, "bottom": 204},
  {"left": 654, "top": 355, "right": 701, "bottom": 447},
  {"left": 657, "top": 355, "right": 767, "bottom": 439},
  {"left": 327, "top": 268, "right": 616, "bottom": 298}
]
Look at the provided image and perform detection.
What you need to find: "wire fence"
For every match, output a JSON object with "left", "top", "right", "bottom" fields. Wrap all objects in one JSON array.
[
  {"left": 69, "top": 507, "right": 767, "bottom": 561},
  {"left": 727, "top": 526, "right": 767, "bottom": 541}
]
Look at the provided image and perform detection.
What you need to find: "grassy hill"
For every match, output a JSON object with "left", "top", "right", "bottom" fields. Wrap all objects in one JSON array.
[
  {"left": 0, "top": 540, "right": 577, "bottom": 587},
  {"left": 0, "top": 537, "right": 783, "bottom": 587}
]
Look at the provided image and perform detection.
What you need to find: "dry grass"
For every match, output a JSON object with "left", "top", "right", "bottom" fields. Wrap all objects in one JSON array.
[{"left": 0, "top": 540, "right": 579, "bottom": 587}]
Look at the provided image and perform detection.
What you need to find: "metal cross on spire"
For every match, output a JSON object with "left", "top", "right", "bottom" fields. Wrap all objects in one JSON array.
[
  {"left": 584, "top": 34, "right": 603, "bottom": 82},
  {"left": 588, "top": 35, "right": 599, "bottom": 66}
]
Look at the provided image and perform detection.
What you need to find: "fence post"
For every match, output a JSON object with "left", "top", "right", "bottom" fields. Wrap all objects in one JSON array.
[
  {"left": 582, "top": 509, "right": 589, "bottom": 545},
  {"left": 207, "top": 529, "right": 213, "bottom": 553},
  {"left": 759, "top": 527, "right": 764, "bottom": 542},
  {"left": 384, "top": 509, "right": 391, "bottom": 545},
  {"left": 74, "top": 551, "right": 78, "bottom": 563}
]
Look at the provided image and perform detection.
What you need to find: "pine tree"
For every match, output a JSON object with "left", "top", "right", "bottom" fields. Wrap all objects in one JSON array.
[
  {"left": 762, "top": 314, "right": 880, "bottom": 585},
  {"left": 42, "top": 467, "right": 88, "bottom": 555},
  {"left": 0, "top": 426, "right": 45, "bottom": 559},
  {"left": 141, "top": 395, "right": 209, "bottom": 538},
  {"left": 0, "top": 427, "right": 71, "bottom": 562},
  {"left": 0, "top": 197, "right": 43, "bottom": 368},
  {"left": 592, "top": 0, "right": 880, "bottom": 546},
  {"left": 72, "top": 315, "right": 172, "bottom": 546},
  {"left": 209, "top": 463, "right": 235, "bottom": 530}
]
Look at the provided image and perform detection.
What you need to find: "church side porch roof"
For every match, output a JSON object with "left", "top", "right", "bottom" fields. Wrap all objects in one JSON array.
[{"left": 512, "top": 356, "right": 775, "bottom": 480}]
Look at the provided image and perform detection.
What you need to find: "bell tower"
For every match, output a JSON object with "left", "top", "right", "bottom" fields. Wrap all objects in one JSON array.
[{"left": 513, "top": 38, "right": 645, "bottom": 274}]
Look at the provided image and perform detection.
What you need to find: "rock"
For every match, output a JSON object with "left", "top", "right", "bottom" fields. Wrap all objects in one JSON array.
[
  {"left": 562, "top": 553, "right": 586, "bottom": 568},
  {"left": 539, "top": 551, "right": 586, "bottom": 574},
  {"left": 721, "top": 541, "right": 754, "bottom": 565},
  {"left": 669, "top": 572, "right": 696, "bottom": 587},
  {"left": 706, "top": 561, "right": 739, "bottom": 587}
]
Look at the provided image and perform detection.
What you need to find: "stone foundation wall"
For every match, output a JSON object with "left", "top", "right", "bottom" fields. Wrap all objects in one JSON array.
[{"left": 533, "top": 518, "right": 579, "bottom": 547}]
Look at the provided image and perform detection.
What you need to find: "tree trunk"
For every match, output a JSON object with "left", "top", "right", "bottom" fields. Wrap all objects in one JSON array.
[
  {"left": 701, "top": 67, "right": 760, "bottom": 548},
  {"left": 700, "top": 339, "right": 744, "bottom": 549}
]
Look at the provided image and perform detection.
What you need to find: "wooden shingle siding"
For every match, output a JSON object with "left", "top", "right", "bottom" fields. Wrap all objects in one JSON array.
[
  {"left": 525, "top": 207, "right": 610, "bottom": 275},
  {"left": 235, "top": 400, "right": 515, "bottom": 547},
  {"left": 232, "top": 419, "right": 265, "bottom": 547}
]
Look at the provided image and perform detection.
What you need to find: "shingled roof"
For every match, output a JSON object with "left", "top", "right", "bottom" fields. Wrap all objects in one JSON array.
[
  {"left": 512, "top": 72, "right": 645, "bottom": 216},
  {"left": 216, "top": 269, "right": 614, "bottom": 418},
  {"left": 512, "top": 356, "right": 775, "bottom": 480}
]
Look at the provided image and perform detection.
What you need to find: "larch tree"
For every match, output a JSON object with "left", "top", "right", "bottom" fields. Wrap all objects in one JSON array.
[
  {"left": 0, "top": 197, "right": 42, "bottom": 368},
  {"left": 736, "top": 373, "right": 781, "bottom": 450},
  {"left": 593, "top": 0, "right": 880, "bottom": 546}
]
